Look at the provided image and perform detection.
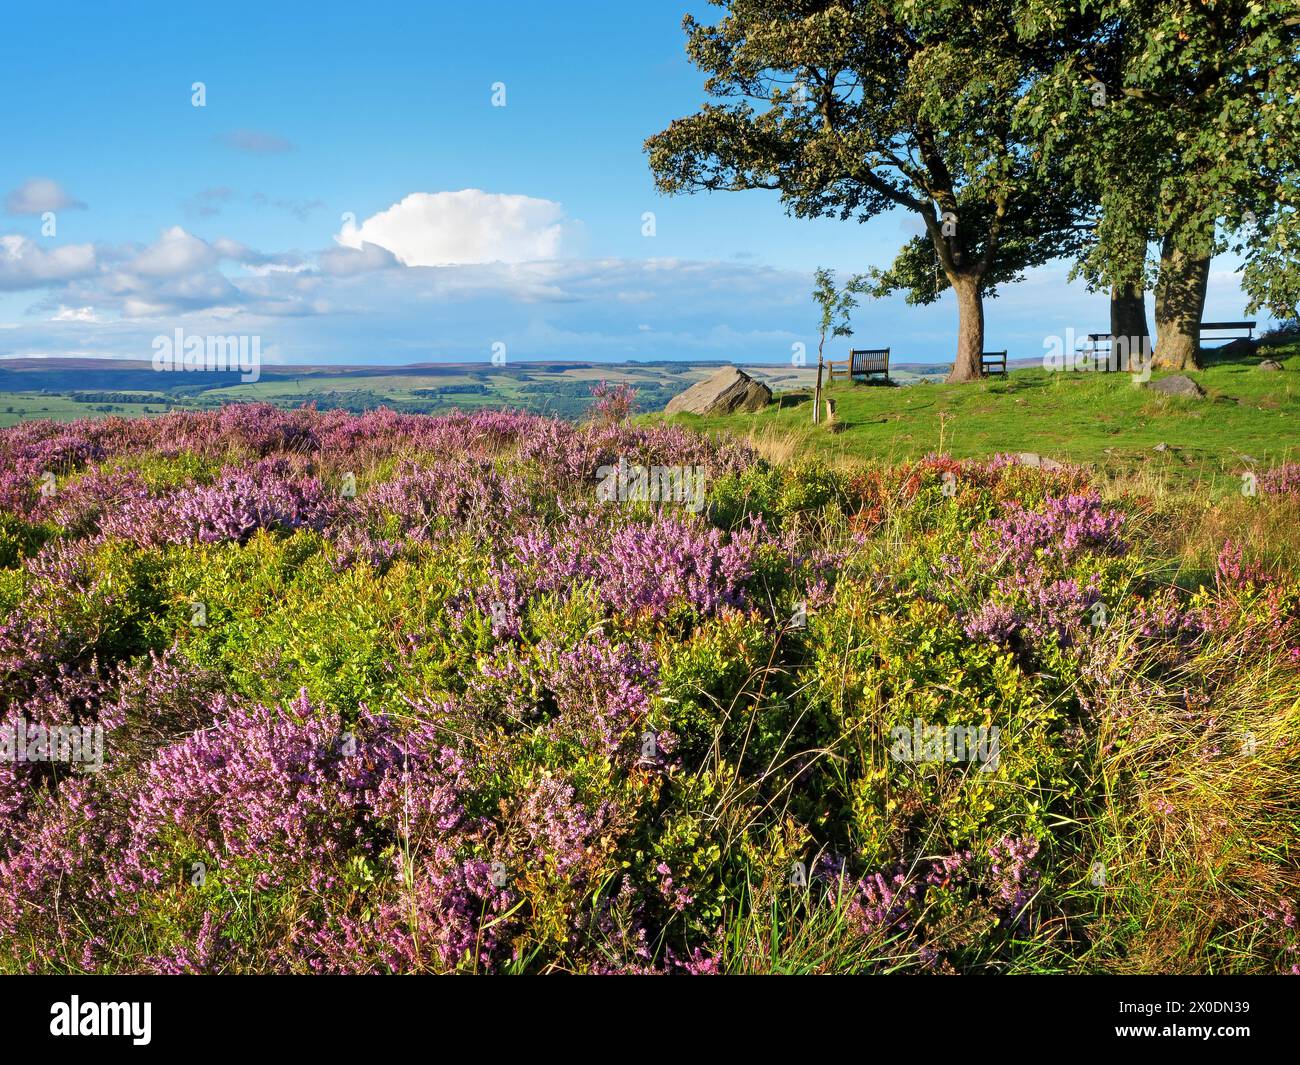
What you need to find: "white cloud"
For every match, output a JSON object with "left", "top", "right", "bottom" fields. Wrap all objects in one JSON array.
[
  {"left": 0, "top": 235, "right": 97, "bottom": 289},
  {"left": 50, "top": 305, "right": 102, "bottom": 322},
  {"left": 129, "top": 226, "right": 220, "bottom": 278},
  {"left": 335, "top": 190, "right": 571, "bottom": 267},
  {"left": 5, "top": 178, "right": 86, "bottom": 215}
]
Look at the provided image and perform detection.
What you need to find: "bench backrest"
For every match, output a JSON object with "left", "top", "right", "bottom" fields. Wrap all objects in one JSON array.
[
  {"left": 1200, "top": 321, "right": 1256, "bottom": 331},
  {"left": 850, "top": 348, "right": 889, "bottom": 375}
]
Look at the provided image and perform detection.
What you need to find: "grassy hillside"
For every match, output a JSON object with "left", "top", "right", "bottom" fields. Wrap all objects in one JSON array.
[{"left": 663, "top": 343, "right": 1300, "bottom": 495}]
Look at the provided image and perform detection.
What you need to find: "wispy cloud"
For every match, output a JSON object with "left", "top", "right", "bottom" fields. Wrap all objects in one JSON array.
[
  {"left": 218, "top": 129, "right": 295, "bottom": 154},
  {"left": 182, "top": 186, "right": 235, "bottom": 219},
  {"left": 251, "top": 191, "right": 324, "bottom": 220}
]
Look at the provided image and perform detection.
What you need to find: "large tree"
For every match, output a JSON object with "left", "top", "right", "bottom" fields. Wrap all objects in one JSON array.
[
  {"left": 646, "top": 0, "right": 1088, "bottom": 382},
  {"left": 1021, "top": 1, "right": 1300, "bottom": 370}
]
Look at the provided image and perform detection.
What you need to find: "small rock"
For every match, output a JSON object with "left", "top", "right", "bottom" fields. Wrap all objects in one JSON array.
[
  {"left": 1015, "top": 452, "right": 1067, "bottom": 471},
  {"left": 1258, "top": 359, "right": 1285, "bottom": 372},
  {"left": 664, "top": 367, "right": 773, "bottom": 416},
  {"left": 1153, "top": 442, "right": 1170, "bottom": 453},
  {"left": 1145, "top": 374, "right": 1207, "bottom": 398}
]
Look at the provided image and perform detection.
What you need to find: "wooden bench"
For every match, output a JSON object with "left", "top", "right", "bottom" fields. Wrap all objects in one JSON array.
[
  {"left": 981, "top": 350, "right": 1007, "bottom": 376},
  {"left": 1077, "top": 333, "right": 1161, "bottom": 372},
  {"left": 827, "top": 347, "right": 890, "bottom": 383},
  {"left": 1199, "top": 321, "right": 1256, "bottom": 342},
  {"left": 1076, "top": 333, "right": 1119, "bottom": 371}
]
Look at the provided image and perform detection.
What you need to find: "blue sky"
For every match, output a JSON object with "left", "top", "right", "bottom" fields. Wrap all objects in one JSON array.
[{"left": 0, "top": 0, "right": 1269, "bottom": 367}]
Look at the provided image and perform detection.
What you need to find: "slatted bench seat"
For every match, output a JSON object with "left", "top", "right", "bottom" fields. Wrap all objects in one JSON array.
[
  {"left": 1199, "top": 321, "right": 1256, "bottom": 342},
  {"left": 1076, "top": 333, "right": 1119, "bottom": 371},
  {"left": 827, "top": 348, "right": 890, "bottom": 383},
  {"left": 981, "top": 350, "right": 1007, "bottom": 376}
]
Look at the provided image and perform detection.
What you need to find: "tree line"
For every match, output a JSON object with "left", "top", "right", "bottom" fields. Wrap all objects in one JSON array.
[{"left": 645, "top": 0, "right": 1299, "bottom": 381}]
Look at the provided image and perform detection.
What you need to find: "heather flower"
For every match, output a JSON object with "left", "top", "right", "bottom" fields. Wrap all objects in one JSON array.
[
  {"left": 1132, "top": 588, "right": 1207, "bottom": 641},
  {"left": 1216, "top": 539, "right": 1275, "bottom": 587},
  {"left": 975, "top": 493, "right": 1127, "bottom": 567},
  {"left": 987, "top": 835, "right": 1040, "bottom": 926},
  {"left": 598, "top": 514, "right": 764, "bottom": 619},
  {"left": 115, "top": 692, "right": 395, "bottom": 899},
  {"left": 1260, "top": 464, "right": 1300, "bottom": 497},
  {"left": 964, "top": 601, "right": 1023, "bottom": 645},
  {"left": 101, "top": 458, "right": 334, "bottom": 546},
  {"left": 589, "top": 380, "right": 638, "bottom": 424},
  {"left": 515, "top": 776, "right": 612, "bottom": 878},
  {"left": 144, "top": 911, "right": 232, "bottom": 975}
]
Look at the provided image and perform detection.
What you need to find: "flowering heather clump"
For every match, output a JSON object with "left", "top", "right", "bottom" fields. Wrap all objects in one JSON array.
[
  {"left": 516, "top": 777, "right": 613, "bottom": 878},
  {"left": 35, "top": 468, "right": 152, "bottom": 537},
  {"left": 964, "top": 600, "right": 1023, "bottom": 646},
  {"left": 116, "top": 692, "right": 392, "bottom": 898},
  {"left": 1, "top": 409, "right": 1298, "bottom": 975},
  {"left": 1131, "top": 589, "right": 1207, "bottom": 641},
  {"left": 976, "top": 492, "right": 1127, "bottom": 567},
  {"left": 346, "top": 461, "right": 535, "bottom": 545},
  {"left": 987, "top": 835, "right": 1041, "bottom": 926},
  {"left": 309, "top": 852, "right": 514, "bottom": 974},
  {"left": 1260, "top": 463, "right": 1300, "bottom": 497},
  {"left": 599, "top": 515, "right": 764, "bottom": 619},
  {"left": 472, "top": 509, "right": 766, "bottom": 633},
  {"left": 101, "top": 458, "right": 334, "bottom": 546},
  {"left": 1216, "top": 539, "right": 1275, "bottom": 587},
  {"left": 965, "top": 571, "right": 1102, "bottom": 649},
  {"left": 588, "top": 380, "right": 638, "bottom": 423}
]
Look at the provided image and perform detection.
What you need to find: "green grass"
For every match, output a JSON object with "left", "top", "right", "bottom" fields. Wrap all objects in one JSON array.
[{"left": 662, "top": 344, "right": 1300, "bottom": 495}]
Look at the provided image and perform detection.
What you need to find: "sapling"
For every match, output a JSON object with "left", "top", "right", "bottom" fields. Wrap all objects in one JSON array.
[{"left": 811, "top": 268, "right": 868, "bottom": 426}]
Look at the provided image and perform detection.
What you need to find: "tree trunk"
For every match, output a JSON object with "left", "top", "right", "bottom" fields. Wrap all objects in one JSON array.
[
  {"left": 1153, "top": 234, "right": 1209, "bottom": 371},
  {"left": 812, "top": 344, "right": 824, "bottom": 425},
  {"left": 946, "top": 274, "right": 985, "bottom": 382},
  {"left": 1109, "top": 283, "right": 1151, "bottom": 372}
]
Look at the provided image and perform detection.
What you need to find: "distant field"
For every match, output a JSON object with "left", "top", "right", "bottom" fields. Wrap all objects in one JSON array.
[
  {"left": 0, "top": 391, "right": 172, "bottom": 427},
  {"left": 0, "top": 359, "right": 728, "bottom": 425},
  {"left": 0, "top": 355, "right": 957, "bottom": 429}
]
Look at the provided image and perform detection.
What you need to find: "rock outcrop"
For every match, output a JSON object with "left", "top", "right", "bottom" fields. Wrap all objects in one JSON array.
[{"left": 664, "top": 367, "right": 772, "bottom": 416}]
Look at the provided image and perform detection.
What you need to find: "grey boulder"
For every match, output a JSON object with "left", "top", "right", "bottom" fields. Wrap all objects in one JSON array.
[
  {"left": 1146, "top": 374, "right": 1207, "bottom": 398},
  {"left": 1014, "top": 452, "right": 1067, "bottom": 471},
  {"left": 664, "top": 367, "right": 772, "bottom": 416}
]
